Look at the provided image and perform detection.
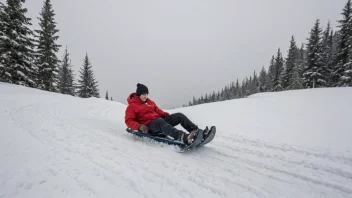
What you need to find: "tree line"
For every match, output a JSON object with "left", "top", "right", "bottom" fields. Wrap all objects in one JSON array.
[
  {"left": 3, "top": 0, "right": 351, "bottom": 106},
  {"left": 0, "top": 0, "right": 113, "bottom": 99},
  {"left": 187, "top": 0, "right": 352, "bottom": 107}
]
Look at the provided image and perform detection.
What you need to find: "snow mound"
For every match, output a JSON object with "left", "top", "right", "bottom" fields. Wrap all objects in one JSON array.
[{"left": 0, "top": 83, "right": 351, "bottom": 198}]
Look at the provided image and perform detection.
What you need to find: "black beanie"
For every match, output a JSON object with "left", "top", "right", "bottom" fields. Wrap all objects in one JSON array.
[{"left": 136, "top": 83, "right": 149, "bottom": 96}]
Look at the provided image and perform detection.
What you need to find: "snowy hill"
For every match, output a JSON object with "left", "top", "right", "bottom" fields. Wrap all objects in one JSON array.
[{"left": 1, "top": 82, "right": 352, "bottom": 198}]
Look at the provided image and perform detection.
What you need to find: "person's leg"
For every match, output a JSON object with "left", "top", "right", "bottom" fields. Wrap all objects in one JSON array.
[
  {"left": 163, "top": 113, "right": 198, "bottom": 132},
  {"left": 164, "top": 113, "right": 210, "bottom": 136},
  {"left": 147, "top": 118, "right": 185, "bottom": 141}
]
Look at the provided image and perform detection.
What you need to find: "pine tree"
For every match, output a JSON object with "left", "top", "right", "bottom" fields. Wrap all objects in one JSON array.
[
  {"left": 229, "top": 82, "right": 235, "bottom": 99},
  {"left": 105, "top": 90, "right": 109, "bottom": 100},
  {"left": 225, "top": 86, "right": 230, "bottom": 99},
  {"left": 341, "top": 59, "right": 352, "bottom": 86},
  {"left": 57, "top": 46, "right": 75, "bottom": 95},
  {"left": 332, "top": 31, "right": 340, "bottom": 56},
  {"left": 35, "top": 0, "right": 61, "bottom": 92},
  {"left": 110, "top": 96, "right": 113, "bottom": 101},
  {"left": 273, "top": 48, "right": 284, "bottom": 91},
  {"left": 245, "top": 77, "right": 251, "bottom": 96},
  {"left": 0, "top": 0, "right": 38, "bottom": 87},
  {"left": 251, "top": 70, "right": 259, "bottom": 94},
  {"left": 219, "top": 88, "right": 223, "bottom": 101},
  {"left": 266, "top": 55, "right": 275, "bottom": 91},
  {"left": 296, "top": 44, "right": 306, "bottom": 79},
  {"left": 333, "top": 0, "right": 352, "bottom": 86},
  {"left": 248, "top": 76, "right": 252, "bottom": 95},
  {"left": 340, "top": 12, "right": 352, "bottom": 86},
  {"left": 258, "top": 66, "right": 267, "bottom": 92},
  {"left": 282, "top": 36, "right": 298, "bottom": 90},
  {"left": 77, "top": 53, "right": 100, "bottom": 98},
  {"left": 241, "top": 80, "right": 245, "bottom": 97},
  {"left": 235, "top": 79, "right": 240, "bottom": 98},
  {"left": 303, "top": 19, "right": 325, "bottom": 88},
  {"left": 290, "top": 64, "right": 304, "bottom": 90},
  {"left": 0, "top": 3, "right": 6, "bottom": 77},
  {"left": 0, "top": 2, "right": 5, "bottom": 48},
  {"left": 289, "top": 45, "right": 304, "bottom": 90},
  {"left": 192, "top": 96, "right": 197, "bottom": 105},
  {"left": 321, "top": 22, "right": 334, "bottom": 86}
]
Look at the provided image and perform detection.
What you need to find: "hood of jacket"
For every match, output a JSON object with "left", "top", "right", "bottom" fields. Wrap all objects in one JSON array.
[{"left": 127, "top": 92, "right": 149, "bottom": 105}]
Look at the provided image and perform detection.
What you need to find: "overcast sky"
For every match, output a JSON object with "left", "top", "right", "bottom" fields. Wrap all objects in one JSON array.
[{"left": 7, "top": 0, "right": 347, "bottom": 108}]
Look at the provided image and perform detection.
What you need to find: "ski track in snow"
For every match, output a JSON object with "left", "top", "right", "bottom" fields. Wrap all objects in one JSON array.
[{"left": 1, "top": 89, "right": 352, "bottom": 197}]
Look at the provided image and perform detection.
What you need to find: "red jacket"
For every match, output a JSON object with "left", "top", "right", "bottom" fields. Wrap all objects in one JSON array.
[{"left": 125, "top": 93, "right": 169, "bottom": 130}]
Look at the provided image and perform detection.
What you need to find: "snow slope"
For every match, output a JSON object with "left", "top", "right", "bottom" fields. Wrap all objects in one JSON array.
[{"left": 0, "top": 82, "right": 352, "bottom": 198}]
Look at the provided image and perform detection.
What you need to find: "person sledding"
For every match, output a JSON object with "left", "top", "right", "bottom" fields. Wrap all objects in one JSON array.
[{"left": 125, "top": 83, "right": 209, "bottom": 145}]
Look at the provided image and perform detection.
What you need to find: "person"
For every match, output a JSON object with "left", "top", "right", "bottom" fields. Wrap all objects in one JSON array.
[{"left": 125, "top": 83, "right": 208, "bottom": 145}]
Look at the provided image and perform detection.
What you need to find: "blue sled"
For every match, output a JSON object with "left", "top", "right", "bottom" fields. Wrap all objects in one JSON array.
[
  {"left": 126, "top": 128, "right": 186, "bottom": 147},
  {"left": 126, "top": 126, "right": 216, "bottom": 150}
]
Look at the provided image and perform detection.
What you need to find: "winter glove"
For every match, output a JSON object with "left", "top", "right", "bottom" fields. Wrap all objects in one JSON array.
[
  {"left": 162, "top": 112, "right": 169, "bottom": 117},
  {"left": 139, "top": 124, "right": 149, "bottom": 133}
]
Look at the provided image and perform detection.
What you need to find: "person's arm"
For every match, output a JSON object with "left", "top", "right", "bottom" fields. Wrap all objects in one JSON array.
[
  {"left": 154, "top": 102, "right": 169, "bottom": 117},
  {"left": 125, "top": 105, "right": 141, "bottom": 130}
]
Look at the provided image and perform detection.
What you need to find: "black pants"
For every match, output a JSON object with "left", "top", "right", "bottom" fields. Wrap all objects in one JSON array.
[{"left": 147, "top": 113, "right": 198, "bottom": 140}]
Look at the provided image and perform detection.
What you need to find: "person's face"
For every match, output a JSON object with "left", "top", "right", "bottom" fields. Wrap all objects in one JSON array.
[{"left": 139, "top": 94, "right": 148, "bottom": 102}]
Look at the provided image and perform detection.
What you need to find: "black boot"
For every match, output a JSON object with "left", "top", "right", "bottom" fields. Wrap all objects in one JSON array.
[{"left": 181, "top": 129, "right": 199, "bottom": 145}]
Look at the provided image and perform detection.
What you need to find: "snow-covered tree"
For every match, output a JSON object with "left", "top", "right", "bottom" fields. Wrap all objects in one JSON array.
[
  {"left": 58, "top": 47, "right": 75, "bottom": 95},
  {"left": 228, "top": 82, "right": 235, "bottom": 99},
  {"left": 303, "top": 19, "right": 325, "bottom": 88},
  {"left": 77, "top": 53, "right": 100, "bottom": 98},
  {"left": 340, "top": 3, "right": 352, "bottom": 86},
  {"left": 0, "top": 2, "right": 6, "bottom": 78},
  {"left": 251, "top": 70, "right": 259, "bottom": 94},
  {"left": 235, "top": 79, "right": 241, "bottom": 98},
  {"left": 205, "top": 93, "right": 209, "bottom": 103},
  {"left": 320, "top": 22, "right": 334, "bottom": 86},
  {"left": 105, "top": 90, "right": 109, "bottom": 100},
  {"left": 296, "top": 44, "right": 306, "bottom": 79},
  {"left": 273, "top": 48, "right": 284, "bottom": 91},
  {"left": 258, "top": 66, "right": 267, "bottom": 92},
  {"left": 35, "top": 0, "right": 61, "bottom": 92},
  {"left": 341, "top": 59, "right": 352, "bottom": 86},
  {"left": 211, "top": 91, "right": 216, "bottom": 102},
  {"left": 0, "top": 0, "right": 38, "bottom": 87},
  {"left": 192, "top": 96, "right": 197, "bottom": 105},
  {"left": 266, "top": 55, "right": 275, "bottom": 91},
  {"left": 0, "top": 2, "right": 5, "bottom": 42},
  {"left": 333, "top": 0, "right": 352, "bottom": 86},
  {"left": 332, "top": 31, "right": 340, "bottom": 58},
  {"left": 289, "top": 46, "right": 304, "bottom": 90},
  {"left": 290, "top": 64, "right": 304, "bottom": 90},
  {"left": 282, "top": 36, "right": 298, "bottom": 90}
]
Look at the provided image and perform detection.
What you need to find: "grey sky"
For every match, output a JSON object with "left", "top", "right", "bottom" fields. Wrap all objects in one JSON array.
[{"left": 11, "top": 0, "right": 347, "bottom": 108}]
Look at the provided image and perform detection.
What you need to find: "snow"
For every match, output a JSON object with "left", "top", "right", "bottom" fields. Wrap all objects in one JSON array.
[
  {"left": 4, "top": 72, "right": 11, "bottom": 77},
  {"left": 0, "top": 35, "right": 10, "bottom": 41},
  {"left": 16, "top": 71, "right": 26, "bottom": 79},
  {"left": 0, "top": 83, "right": 352, "bottom": 198}
]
